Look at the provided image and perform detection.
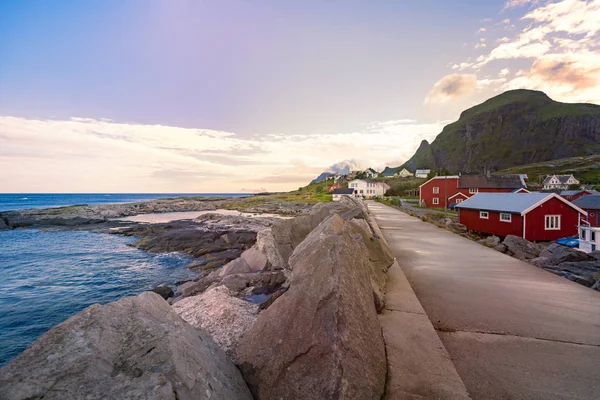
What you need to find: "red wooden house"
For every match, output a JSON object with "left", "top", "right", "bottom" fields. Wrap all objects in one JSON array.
[
  {"left": 419, "top": 174, "right": 527, "bottom": 208},
  {"left": 560, "top": 190, "right": 597, "bottom": 202},
  {"left": 327, "top": 183, "right": 342, "bottom": 193},
  {"left": 455, "top": 193, "right": 587, "bottom": 241},
  {"left": 573, "top": 195, "right": 600, "bottom": 227}
]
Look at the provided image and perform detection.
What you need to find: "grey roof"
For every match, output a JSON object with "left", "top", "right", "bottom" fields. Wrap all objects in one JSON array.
[
  {"left": 560, "top": 190, "right": 583, "bottom": 196},
  {"left": 333, "top": 188, "right": 354, "bottom": 195},
  {"left": 366, "top": 168, "right": 378, "bottom": 174},
  {"left": 458, "top": 174, "right": 525, "bottom": 189},
  {"left": 573, "top": 194, "right": 600, "bottom": 209},
  {"left": 543, "top": 175, "right": 574, "bottom": 185},
  {"left": 455, "top": 193, "right": 554, "bottom": 214}
]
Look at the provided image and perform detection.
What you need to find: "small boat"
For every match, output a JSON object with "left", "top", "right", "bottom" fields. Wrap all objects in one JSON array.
[{"left": 556, "top": 237, "right": 579, "bottom": 248}]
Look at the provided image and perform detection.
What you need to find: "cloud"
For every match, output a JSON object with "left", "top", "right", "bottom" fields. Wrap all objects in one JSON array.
[
  {"left": 443, "top": 0, "right": 600, "bottom": 105},
  {"left": 327, "top": 159, "right": 362, "bottom": 174},
  {"left": 0, "top": 116, "right": 449, "bottom": 192},
  {"left": 423, "top": 74, "right": 478, "bottom": 105}
]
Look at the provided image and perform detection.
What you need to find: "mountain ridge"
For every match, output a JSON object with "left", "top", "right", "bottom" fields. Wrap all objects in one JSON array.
[{"left": 400, "top": 89, "right": 600, "bottom": 173}]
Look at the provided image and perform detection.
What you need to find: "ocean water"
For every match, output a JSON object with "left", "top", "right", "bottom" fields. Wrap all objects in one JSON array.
[
  {"left": 0, "top": 193, "right": 248, "bottom": 212},
  {"left": 0, "top": 229, "right": 197, "bottom": 367}
]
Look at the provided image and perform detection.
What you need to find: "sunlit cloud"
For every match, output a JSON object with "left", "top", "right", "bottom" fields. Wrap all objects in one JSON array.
[
  {"left": 0, "top": 116, "right": 449, "bottom": 193},
  {"left": 424, "top": 74, "right": 478, "bottom": 105}
]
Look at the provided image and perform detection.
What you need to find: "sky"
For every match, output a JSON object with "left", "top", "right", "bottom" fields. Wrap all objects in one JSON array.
[{"left": 1, "top": 0, "right": 599, "bottom": 193}]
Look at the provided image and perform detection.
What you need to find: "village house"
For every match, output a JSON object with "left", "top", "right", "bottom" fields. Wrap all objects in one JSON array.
[
  {"left": 419, "top": 174, "right": 526, "bottom": 208},
  {"left": 455, "top": 193, "right": 586, "bottom": 241},
  {"left": 415, "top": 169, "right": 430, "bottom": 178},
  {"left": 327, "top": 183, "right": 341, "bottom": 193},
  {"left": 364, "top": 168, "right": 379, "bottom": 178},
  {"left": 332, "top": 188, "right": 355, "bottom": 202},
  {"left": 559, "top": 189, "right": 597, "bottom": 202},
  {"left": 579, "top": 226, "right": 599, "bottom": 253},
  {"left": 542, "top": 174, "right": 580, "bottom": 190},
  {"left": 381, "top": 167, "right": 398, "bottom": 178},
  {"left": 397, "top": 168, "right": 413, "bottom": 178},
  {"left": 573, "top": 194, "right": 600, "bottom": 227},
  {"left": 348, "top": 179, "right": 385, "bottom": 198}
]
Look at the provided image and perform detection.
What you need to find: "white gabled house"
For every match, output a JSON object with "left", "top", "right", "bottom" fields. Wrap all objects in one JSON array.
[
  {"left": 348, "top": 179, "right": 385, "bottom": 198},
  {"left": 543, "top": 174, "right": 580, "bottom": 190},
  {"left": 332, "top": 188, "right": 355, "bottom": 202},
  {"left": 364, "top": 168, "right": 379, "bottom": 179},
  {"left": 415, "top": 169, "right": 430, "bottom": 179},
  {"left": 397, "top": 168, "right": 413, "bottom": 178}
]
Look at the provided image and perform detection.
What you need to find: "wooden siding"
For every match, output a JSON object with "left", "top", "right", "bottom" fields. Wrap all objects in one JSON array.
[
  {"left": 459, "top": 209, "right": 523, "bottom": 237},
  {"left": 524, "top": 197, "right": 582, "bottom": 241}
]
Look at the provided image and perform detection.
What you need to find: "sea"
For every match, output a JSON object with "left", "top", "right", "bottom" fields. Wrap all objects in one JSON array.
[{"left": 0, "top": 193, "right": 247, "bottom": 367}]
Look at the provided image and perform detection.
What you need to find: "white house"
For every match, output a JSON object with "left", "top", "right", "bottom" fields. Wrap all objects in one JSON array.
[
  {"left": 415, "top": 169, "right": 431, "bottom": 179},
  {"left": 332, "top": 188, "right": 355, "bottom": 202},
  {"left": 543, "top": 174, "right": 580, "bottom": 190},
  {"left": 364, "top": 168, "right": 379, "bottom": 178},
  {"left": 579, "top": 225, "right": 599, "bottom": 253},
  {"left": 397, "top": 168, "right": 413, "bottom": 178},
  {"left": 348, "top": 179, "right": 385, "bottom": 198}
]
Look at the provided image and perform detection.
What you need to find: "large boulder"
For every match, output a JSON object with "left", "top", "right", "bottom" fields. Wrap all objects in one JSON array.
[
  {"left": 0, "top": 217, "right": 10, "bottom": 230},
  {"left": 0, "top": 292, "right": 252, "bottom": 400},
  {"left": 236, "top": 214, "right": 387, "bottom": 400},
  {"left": 503, "top": 235, "right": 542, "bottom": 260},
  {"left": 540, "top": 243, "right": 597, "bottom": 265},
  {"left": 478, "top": 235, "right": 501, "bottom": 248},
  {"left": 172, "top": 286, "right": 259, "bottom": 363},
  {"left": 255, "top": 228, "right": 286, "bottom": 270},
  {"left": 590, "top": 250, "right": 600, "bottom": 261}
]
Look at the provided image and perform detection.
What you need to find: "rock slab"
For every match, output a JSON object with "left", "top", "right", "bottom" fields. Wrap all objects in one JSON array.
[
  {"left": 0, "top": 292, "right": 252, "bottom": 400},
  {"left": 236, "top": 214, "right": 387, "bottom": 400},
  {"left": 503, "top": 235, "right": 542, "bottom": 260}
]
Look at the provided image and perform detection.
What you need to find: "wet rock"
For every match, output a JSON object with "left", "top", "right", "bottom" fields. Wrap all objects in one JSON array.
[
  {"left": 540, "top": 243, "right": 596, "bottom": 264},
  {"left": 172, "top": 286, "right": 259, "bottom": 363},
  {"left": 187, "top": 249, "right": 244, "bottom": 272},
  {"left": 151, "top": 285, "right": 174, "bottom": 300},
  {"left": 478, "top": 235, "right": 501, "bottom": 247},
  {"left": 503, "top": 235, "right": 542, "bottom": 260},
  {"left": 236, "top": 214, "right": 386, "bottom": 400},
  {"left": 0, "top": 292, "right": 252, "bottom": 400},
  {"left": 0, "top": 218, "right": 10, "bottom": 230}
]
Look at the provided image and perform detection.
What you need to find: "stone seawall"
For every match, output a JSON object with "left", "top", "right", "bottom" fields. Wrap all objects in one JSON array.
[{"left": 0, "top": 197, "right": 395, "bottom": 400}]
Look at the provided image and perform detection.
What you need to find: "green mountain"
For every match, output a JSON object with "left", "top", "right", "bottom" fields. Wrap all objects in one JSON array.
[{"left": 401, "top": 89, "right": 600, "bottom": 173}]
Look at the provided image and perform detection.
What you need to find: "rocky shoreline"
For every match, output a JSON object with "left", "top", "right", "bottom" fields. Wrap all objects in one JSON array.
[{"left": 0, "top": 196, "right": 396, "bottom": 399}]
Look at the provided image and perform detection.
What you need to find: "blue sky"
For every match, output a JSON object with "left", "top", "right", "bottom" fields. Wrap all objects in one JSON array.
[{"left": 1, "top": 0, "right": 599, "bottom": 192}]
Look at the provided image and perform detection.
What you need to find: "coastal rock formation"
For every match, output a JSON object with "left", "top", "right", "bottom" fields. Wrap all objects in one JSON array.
[
  {"left": 0, "top": 292, "right": 252, "bottom": 400},
  {"left": 0, "top": 217, "right": 10, "bottom": 230},
  {"left": 478, "top": 235, "right": 501, "bottom": 248},
  {"left": 236, "top": 214, "right": 387, "bottom": 400},
  {"left": 539, "top": 243, "right": 596, "bottom": 264},
  {"left": 502, "top": 235, "right": 542, "bottom": 260},
  {"left": 172, "top": 286, "right": 259, "bottom": 363}
]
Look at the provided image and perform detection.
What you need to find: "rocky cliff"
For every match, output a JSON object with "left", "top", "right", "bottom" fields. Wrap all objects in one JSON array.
[{"left": 401, "top": 90, "right": 600, "bottom": 173}]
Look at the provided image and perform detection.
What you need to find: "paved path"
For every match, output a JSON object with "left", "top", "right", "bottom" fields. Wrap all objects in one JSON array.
[{"left": 368, "top": 201, "right": 600, "bottom": 400}]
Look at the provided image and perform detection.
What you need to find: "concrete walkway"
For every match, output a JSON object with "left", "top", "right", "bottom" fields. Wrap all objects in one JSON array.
[{"left": 368, "top": 201, "right": 600, "bottom": 400}]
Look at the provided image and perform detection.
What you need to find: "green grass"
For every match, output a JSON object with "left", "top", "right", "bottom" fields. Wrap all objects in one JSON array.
[{"left": 498, "top": 155, "right": 600, "bottom": 186}]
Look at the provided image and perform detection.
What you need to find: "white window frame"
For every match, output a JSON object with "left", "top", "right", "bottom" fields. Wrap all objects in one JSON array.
[
  {"left": 469, "top": 188, "right": 478, "bottom": 194},
  {"left": 433, "top": 187, "right": 439, "bottom": 194},
  {"left": 545, "top": 215, "right": 561, "bottom": 230},
  {"left": 456, "top": 199, "right": 463, "bottom": 204},
  {"left": 433, "top": 198, "right": 439, "bottom": 205},
  {"left": 480, "top": 211, "right": 489, "bottom": 219},
  {"left": 500, "top": 213, "right": 512, "bottom": 222}
]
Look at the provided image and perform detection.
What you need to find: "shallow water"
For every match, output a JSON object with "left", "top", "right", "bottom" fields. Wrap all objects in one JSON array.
[{"left": 0, "top": 229, "right": 196, "bottom": 367}]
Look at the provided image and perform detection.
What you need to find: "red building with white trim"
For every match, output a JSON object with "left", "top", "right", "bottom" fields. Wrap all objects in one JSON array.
[
  {"left": 455, "top": 193, "right": 587, "bottom": 241},
  {"left": 573, "top": 195, "right": 600, "bottom": 227},
  {"left": 419, "top": 174, "right": 527, "bottom": 208}
]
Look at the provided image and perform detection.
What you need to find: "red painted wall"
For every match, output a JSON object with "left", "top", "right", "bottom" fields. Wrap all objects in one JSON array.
[
  {"left": 419, "top": 177, "right": 458, "bottom": 208},
  {"left": 459, "top": 209, "right": 523, "bottom": 237},
  {"left": 561, "top": 191, "right": 593, "bottom": 202},
  {"left": 524, "top": 197, "right": 582, "bottom": 241},
  {"left": 581, "top": 208, "right": 599, "bottom": 227}
]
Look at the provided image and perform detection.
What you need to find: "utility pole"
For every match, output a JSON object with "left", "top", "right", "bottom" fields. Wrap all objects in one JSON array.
[{"left": 444, "top": 175, "right": 448, "bottom": 217}]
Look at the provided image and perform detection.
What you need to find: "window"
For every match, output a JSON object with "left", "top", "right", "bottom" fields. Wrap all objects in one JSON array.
[
  {"left": 545, "top": 215, "right": 561, "bottom": 230},
  {"left": 456, "top": 199, "right": 463, "bottom": 204},
  {"left": 500, "top": 213, "right": 511, "bottom": 222},
  {"left": 433, "top": 187, "right": 439, "bottom": 194},
  {"left": 581, "top": 229, "right": 586, "bottom": 240},
  {"left": 469, "top": 188, "right": 478, "bottom": 194},
  {"left": 591, "top": 231, "right": 596, "bottom": 242},
  {"left": 480, "top": 211, "right": 489, "bottom": 219},
  {"left": 433, "top": 198, "right": 439, "bottom": 205}
]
